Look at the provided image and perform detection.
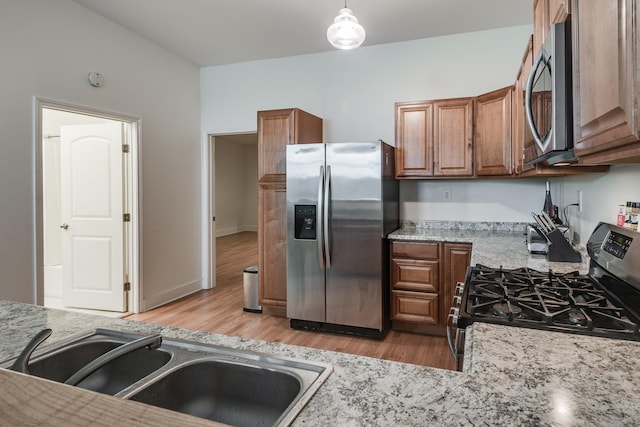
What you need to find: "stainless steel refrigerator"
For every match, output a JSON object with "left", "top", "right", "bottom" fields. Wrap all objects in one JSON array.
[{"left": 286, "top": 141, "right": 399, "bottom": 338}]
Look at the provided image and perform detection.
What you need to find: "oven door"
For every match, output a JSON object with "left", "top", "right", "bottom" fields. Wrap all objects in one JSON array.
[{"left": 446, "top": 282, "right": 466, "bottom": 371}]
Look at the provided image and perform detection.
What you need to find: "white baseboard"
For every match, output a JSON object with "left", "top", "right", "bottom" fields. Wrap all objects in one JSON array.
[
  {"left": 141, "top": 279, "right": 202, "bottom": 312},
  {"left": 216, "top": 225, "right": 257, "bottom": 237}
]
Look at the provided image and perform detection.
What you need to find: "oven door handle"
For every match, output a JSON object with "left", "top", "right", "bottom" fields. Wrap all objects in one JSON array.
[{"left": 446, "top": 305, "right": 459, "bottom": 359}]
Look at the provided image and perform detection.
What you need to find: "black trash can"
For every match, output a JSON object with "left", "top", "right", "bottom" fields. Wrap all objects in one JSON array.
[{"left": 242, "top": 265, "right": 262, "bottom": 313}]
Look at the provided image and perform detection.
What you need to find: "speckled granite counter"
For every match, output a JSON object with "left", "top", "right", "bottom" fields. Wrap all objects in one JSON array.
[
  {"left": 2, "top": 300, "right": 640, "bottom": 426},
  {"left": 389, "top": 222, "right": 589, "bottom": 274}
]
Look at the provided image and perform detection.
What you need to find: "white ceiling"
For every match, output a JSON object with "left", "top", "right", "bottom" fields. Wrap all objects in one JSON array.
[{"left": 72, "top": 0, "right": 533, "bottom": 67}]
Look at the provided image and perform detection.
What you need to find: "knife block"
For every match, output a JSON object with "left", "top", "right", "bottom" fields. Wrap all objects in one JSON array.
[{"left": 547, "top": 229, "right": 582, "bottom": 263}]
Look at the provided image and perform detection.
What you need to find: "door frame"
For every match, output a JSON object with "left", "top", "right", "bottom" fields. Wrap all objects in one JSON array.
[
  {"left": 201, "top": 130, "right": 256, "bottom": 290},
  {"left": 35, "top": 98, "right": 142, "bottom": 313}
]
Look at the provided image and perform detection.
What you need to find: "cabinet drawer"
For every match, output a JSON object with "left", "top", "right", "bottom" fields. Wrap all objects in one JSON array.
[
  {"left": 391, "top": 258, "right": 439, "bottom": 292},
  {"left": 391, "top": 241, "right": 439, "bottom": 259},
  {"left": 391, "top": 290, "right": 439, "bottom": 324}
]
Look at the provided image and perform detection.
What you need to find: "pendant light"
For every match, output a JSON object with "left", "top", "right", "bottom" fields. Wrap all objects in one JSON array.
[{"left": 326, "top": 2, "right": 366, "bottom": 50}]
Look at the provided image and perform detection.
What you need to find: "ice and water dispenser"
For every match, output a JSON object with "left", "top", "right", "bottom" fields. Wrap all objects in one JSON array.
[{"left": 294, "top": 205, "right": 317, "bottom": 240}]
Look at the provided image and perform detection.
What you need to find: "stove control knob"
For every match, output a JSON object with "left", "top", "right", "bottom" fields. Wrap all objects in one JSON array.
[
  {"left": 452, "top": 295, "right": 462, "bottom": 306},
  {"left": 455, "top": 282, "right": 465, "bottom": 296}
]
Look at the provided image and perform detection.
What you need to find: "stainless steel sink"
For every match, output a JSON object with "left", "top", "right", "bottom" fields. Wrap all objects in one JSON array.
[
  {"left": 1, "top": 329, "right": 332, "bottom": 427},
  {"left": 127, "top": 360, "right": 302, "bottom": 426},
  {"left": 25, "top": 335, "right": 172, "bottom": 395}
]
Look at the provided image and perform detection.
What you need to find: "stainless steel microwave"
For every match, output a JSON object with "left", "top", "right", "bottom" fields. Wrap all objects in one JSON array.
[{"left": 524, "top": 21, "right": 574, "bottom": 165}]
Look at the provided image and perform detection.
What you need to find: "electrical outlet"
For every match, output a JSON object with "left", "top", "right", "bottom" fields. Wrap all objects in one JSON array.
[
  {"left": 442, "top": 188, "right": 452, "bottom": 202},
  {"left": 577, "top": 190, "right": 583, "bottom": 212}
]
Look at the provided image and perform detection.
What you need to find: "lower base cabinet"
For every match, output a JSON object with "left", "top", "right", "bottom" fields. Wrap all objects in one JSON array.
[{"left": 390, "top": 240, "right": 471, "bottom": 335}]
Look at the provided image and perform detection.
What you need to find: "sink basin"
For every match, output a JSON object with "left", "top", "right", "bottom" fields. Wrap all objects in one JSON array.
[
  {"left": 128, "top": 360, "right": 301, "bottom": 426},
  {"left": 1, "top": 329, "right": 332, "bottom": 426},
  {"left": 26, "top": 338, "right": 171, "bottom": 395}
]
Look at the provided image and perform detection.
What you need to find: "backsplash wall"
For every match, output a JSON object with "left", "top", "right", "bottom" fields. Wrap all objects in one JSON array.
[
  {"left": 558, "top": 165, "right": 640, "bottom": 243},
  {"left": 400, "top": 178, "right": 552, "bottom": 224}
]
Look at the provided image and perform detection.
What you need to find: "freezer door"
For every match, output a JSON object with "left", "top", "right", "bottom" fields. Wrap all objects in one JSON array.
[
  {"left": 286, "top": 144, "right": 326, "bottom": 322},
  {"left": 325, "top": 142, "right": 384, "bottom": 330}
]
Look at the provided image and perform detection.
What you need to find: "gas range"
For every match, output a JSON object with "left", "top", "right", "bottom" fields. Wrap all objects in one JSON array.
[{"left": 447, "top": 222, "right": 640, "bottom": 371}]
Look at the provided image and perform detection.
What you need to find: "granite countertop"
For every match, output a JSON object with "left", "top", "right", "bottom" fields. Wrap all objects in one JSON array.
[
  {"left": 388, "top": 221, "right": 589, "bottom": 274},
  {"left": 2, "top": 300, "right": 640, "bottom": 426}
]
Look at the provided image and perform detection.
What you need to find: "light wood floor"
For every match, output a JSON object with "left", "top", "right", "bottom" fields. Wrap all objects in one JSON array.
[{"left": 126, "top": 231, "right": 455, "bottom": 370}]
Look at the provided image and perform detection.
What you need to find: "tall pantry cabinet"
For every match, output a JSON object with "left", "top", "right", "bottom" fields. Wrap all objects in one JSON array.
[{"left": 257, "top": 108, "right": 323, "bottom": 316}]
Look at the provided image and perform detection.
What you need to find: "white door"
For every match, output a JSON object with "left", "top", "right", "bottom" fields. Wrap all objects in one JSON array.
[{"left": 60, "top": 123, "right": 127, "bottom": 311}]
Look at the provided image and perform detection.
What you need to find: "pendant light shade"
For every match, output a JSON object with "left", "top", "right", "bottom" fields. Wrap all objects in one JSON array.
[{"left": 327, "top": 7, "right": 366, "bottom": 50}]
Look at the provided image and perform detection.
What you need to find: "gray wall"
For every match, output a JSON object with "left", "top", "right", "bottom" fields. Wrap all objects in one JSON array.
[
  {"left": 1, "top": 0, "right": 201, "bottom": 308},
  {"left": 214, "top": 138, "right": 258, "bottom": 236}
]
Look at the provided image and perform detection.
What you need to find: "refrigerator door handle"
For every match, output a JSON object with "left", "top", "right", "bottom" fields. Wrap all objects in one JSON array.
[
  {"left": 324, "top": 165, "right": 331, "bottom": 268},
  {"left": 317, "top": 165, "right": 325, "bottom": 268}
]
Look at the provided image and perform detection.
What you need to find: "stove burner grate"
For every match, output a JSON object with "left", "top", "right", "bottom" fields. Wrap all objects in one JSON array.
[{"left": 464, "top": 264, "right": 640, "bottom": 335}]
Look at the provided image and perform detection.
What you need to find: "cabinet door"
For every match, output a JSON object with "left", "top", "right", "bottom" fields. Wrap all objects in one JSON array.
[
  {"left": 533, "top": 0, "right": 548, "bottom": 56},
  {"left": 257, "top": 108, "right": 323, "bottom": 181},
  {"left": 433, "top": 98, "right": 474, "bottom": 176},
  {"left": 391, "top": 258, "right": 439, "bottom": 293},
  {"left": 258, "top": 109, "right": 294, "bottom": 180},
  {"left": 391, "top": 241, "right": 439, "bottom": 260},
  {"left": 572, "top": 0, "right": 640, "bottom": 163},
  {"left": 258, "top": 182, "right": 287, "bottom": 309},
  {"left": 442, "top": 243, "right": 472, "bottom": 325},
  {"left": 548, "top": 0, "right": 570, "bottom": 24},
  {"left": 395, "top": 102, "right": 434, "bottom": 178},
  {"left": 513, "top": 36, "right": 536, "bottom": 174},
  {"left": 474, "top": 87, "right": 513, "bottom": 176},
  {"left": 391, "top": 290, "right": 439, "bottom": 324}
]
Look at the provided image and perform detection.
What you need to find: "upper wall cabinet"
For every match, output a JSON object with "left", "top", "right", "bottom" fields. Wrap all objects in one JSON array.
[
  {"left": 533, "top": 0, "right": 571, "bottom": 56},
  {"left": 572, "top": 0, "right": 640, "bottom": 164},
  {"left": 513, "top": 36, "right": 535, "bottom": 174},
  {"left": 395, "top": 98, "right": 473, "bottom": 178},
  {"left": 257, "top": 108, "right": 323, "bottom": 181},
  {"left": 474, "top": 86, "right": 513, "bottom": 176}
]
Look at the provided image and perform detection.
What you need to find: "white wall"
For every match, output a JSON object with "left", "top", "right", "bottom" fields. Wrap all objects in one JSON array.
[
  {"left": 402, "top": 178, "right": 549, "bottom": 223},
  {"left": 214, "top": 139, "right": 258, "bottom": 236},
  {"left": 558, "top": 165, "right": 640, "bottom": 243},
  {"left": 201, "top": 25, "right": 532, "bottom": 141},
  {"left": 0, "top": 0, "right": 201, "bottom": 308},
  {"left": 201, "top": 25, "right": 551, "bottom": 224}
]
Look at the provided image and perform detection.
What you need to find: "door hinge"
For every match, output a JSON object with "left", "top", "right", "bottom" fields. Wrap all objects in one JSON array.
[
  {"left": 123, "top": 213, "right": 131, "bottom": 222},
  {"left": 123, "top": 282, "right": 131, "bottom": 291},
  {"left": 122, "top": 144, "right": 130, "bottom": 153}
]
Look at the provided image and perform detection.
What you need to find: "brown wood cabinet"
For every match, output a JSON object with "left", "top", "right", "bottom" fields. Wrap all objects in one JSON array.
[
  {"left": 533, "top": 0, "right": 570, "bottom": 56},
  {"left": 395, "top": 98, "right": 473, "bottom": 178},
  {"left": 474, "top": 86, "right": 513, "bottom": 176},
  {"left": 257, "top": 108, "right": 322, "bottom": 315},
  {"left": 258, "top": 108, "right": 323, "bottom": 180},
  {"left": 390, "top": 240, "right": 471, "bottom": 334},
  {"left": 442, "top": 243, "right": 472, "bottom": 324},
  {"left": 572, "top": 0, "right": 640, "bottom": 164},
  {"left": 257, "top": 181, "right": 287, "bottom": 310},
  {"left": 513, "top": 36, "right": 536, "bottom": 174}
]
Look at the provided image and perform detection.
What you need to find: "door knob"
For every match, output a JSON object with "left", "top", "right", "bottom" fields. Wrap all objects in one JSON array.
[{"left": 60, "top": 223, "right": 69, "bottom": 230}]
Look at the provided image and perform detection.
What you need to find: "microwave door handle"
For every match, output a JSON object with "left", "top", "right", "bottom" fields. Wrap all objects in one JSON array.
[
  {"left": 323, "top": 165, "right": 331, "bottom": 269},
  {"left": 525, "top": 49, "right": 552, "bottom": 151},
  {"left": 317, "top": 165, "right": 325, "bottom": 268}
]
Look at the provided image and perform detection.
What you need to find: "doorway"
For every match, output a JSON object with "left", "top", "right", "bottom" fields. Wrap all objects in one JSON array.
[
  {"left": 36, "top": 99, "right": 141, "bottom": 315},
  {"left": 206, "top": 133, "right": 258, "bottom": 289}
]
